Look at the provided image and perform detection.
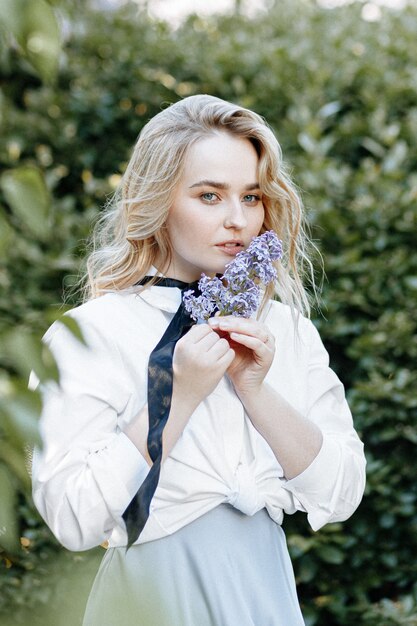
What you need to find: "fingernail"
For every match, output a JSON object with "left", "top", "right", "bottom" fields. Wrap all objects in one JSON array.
[{"left": 208, "top": 318, "right": 219, "bottom": 327}]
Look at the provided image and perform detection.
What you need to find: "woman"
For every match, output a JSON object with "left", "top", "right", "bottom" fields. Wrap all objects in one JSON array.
[{"left": 30, "top": 94, "right": 366, "bottom": 625}]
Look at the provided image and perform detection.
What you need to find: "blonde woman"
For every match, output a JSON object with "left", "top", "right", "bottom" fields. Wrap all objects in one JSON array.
[{"left": 30, "top": 95, "right": 366, "bottom": 625}]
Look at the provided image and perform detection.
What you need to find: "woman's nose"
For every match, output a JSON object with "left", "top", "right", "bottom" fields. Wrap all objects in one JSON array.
[{"left": 223, "top": 198, "right": 247, "bottom": 230}]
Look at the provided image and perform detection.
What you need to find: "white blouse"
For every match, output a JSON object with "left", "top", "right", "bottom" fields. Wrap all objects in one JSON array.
[{"left": 30, "top": 284, "right": 366, "bottom": 552}]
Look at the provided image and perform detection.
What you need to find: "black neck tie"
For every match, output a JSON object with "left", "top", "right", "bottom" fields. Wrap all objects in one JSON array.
[{"left": 122, "top": 276, "right": 201, "bottom": 548}]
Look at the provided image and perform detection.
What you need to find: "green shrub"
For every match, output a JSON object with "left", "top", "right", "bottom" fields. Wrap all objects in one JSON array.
[{"left": 1, "top": 1, "right": 416, "bottom": 624}]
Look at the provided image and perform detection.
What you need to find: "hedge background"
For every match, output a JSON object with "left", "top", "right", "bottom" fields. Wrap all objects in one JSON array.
[{"left": 0, "top": 1, "right": 416, "bottom": 624}]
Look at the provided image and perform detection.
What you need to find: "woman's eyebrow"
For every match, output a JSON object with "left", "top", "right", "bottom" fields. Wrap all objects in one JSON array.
[{"left": 189, "top": 180, "right": 260, "bottom": 190}]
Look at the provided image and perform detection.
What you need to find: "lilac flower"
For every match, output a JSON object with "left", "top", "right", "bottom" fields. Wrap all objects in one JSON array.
[
  {"left": 198, "top": 274, "right": 224, "bottom": 302},
  {"left": 220, "top": 282, "right": 261, "bottom": 317},
  {"left": 247, "top": 229, "right": 283, "bottom": 262},
  {"left": 183, "top": 290, "right": 216, "bottom": 320},
  {"left": 183, "top": 230, "right": 283, "bottom": 322}
]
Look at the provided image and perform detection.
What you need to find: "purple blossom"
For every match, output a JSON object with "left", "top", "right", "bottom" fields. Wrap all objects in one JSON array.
[
  {"left": 183, "top": 230, "right": 283, "bottom": 321},
  {"left": 183, "top": 290, "right": 216, "bottom": 321},
  {"left": 247, "top": 229, "right": 283, "bottom": 261},
  {"left": 220, "top": 282, "right": 261, "bottom": 317},
  {"left": 198, "top": 274, "right": 224, "bottom": 301}
]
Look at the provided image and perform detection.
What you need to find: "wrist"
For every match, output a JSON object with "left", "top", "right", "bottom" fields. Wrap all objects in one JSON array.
[
  {"left": 171, "top": 384, "right": 201, "bottom": 417},
  {"left": 234, "top": 380, "right": 267, "bottom": 406}
]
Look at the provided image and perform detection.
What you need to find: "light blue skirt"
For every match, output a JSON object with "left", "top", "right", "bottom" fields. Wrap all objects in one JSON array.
[{"left": 83, "top": 504, "right": 305, "bottom": 626}]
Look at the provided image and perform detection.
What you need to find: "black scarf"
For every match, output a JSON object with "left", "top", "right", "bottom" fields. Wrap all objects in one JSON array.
[{"left": 122, "top": 276, "right": 202, "bottom": 547}]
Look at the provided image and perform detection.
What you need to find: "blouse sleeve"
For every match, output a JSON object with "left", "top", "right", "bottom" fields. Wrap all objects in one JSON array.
[
  {"left": 30, "top": 314, "right": 150, "bottom": 551},
  {"left": 281, "top": 319, "right": 366, "bottom": 531}
]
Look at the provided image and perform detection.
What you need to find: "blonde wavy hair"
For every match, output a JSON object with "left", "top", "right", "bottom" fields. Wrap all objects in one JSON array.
[{"left": 75, "top": 94, "right": 316, "bottom": 318}]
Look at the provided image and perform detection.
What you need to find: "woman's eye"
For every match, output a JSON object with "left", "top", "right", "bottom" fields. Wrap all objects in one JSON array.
[
  {"left": 243, "top": 194, "right": 261, "bottom": 203},
  {"left": 201, "top": 192, "right": 218, "bottom": 202}
]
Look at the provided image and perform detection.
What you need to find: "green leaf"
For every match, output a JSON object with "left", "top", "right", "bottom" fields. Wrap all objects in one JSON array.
[
  {"left": 0, "top": 167, "right": 52, "bottom": 239},
  {"left": 0, "top": 0, "right": 61, "bottom": 83},
  {"left": 0, "top": 206, "right": 15, "bottom": 257},
  {"left": 0, "top": 0, "right": 24, "bottom": 34},
  {"left": 0, "top": 389, "right": 42, "bottom": 449},
  {"left": 0, "top": 463, "right": 19, "bottom": 553},
  {"left": 298, "top": 132, "right": 317, "bottom": 154},
  {"left": 318, "top": 545, "right": 345, "bottom": 565},
  {"left": 58, "top": 315, "right": 88, "bottom": 346},
  {"left": 0, "top": 440, "right": 32, "bottom": 489},
  {"left": 2, "top": 327, "right": 56, "bottom": 382}
]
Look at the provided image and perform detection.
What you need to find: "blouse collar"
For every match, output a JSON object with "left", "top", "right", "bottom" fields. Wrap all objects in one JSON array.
[{"left": 134, "top": 266, "right": 184, "bottom": 314}]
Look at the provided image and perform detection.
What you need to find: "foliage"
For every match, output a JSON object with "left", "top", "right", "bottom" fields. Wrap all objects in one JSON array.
[
  {"left": 0, "top": 0, "right": 416, "bottom": 624},
  {"left": 0, "top": 0, "right": 61, "bottom": 82}
]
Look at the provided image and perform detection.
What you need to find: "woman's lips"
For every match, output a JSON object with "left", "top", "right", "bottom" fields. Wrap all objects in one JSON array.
[{"left": 215, "top": 245, "right": 244, "bottom": 256}]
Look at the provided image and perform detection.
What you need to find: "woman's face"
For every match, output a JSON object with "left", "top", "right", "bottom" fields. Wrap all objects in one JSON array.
[{"left": 161, "top": 132, "right": 265, "bottom": 282}]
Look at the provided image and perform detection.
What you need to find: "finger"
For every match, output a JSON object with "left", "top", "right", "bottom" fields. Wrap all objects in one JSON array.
[
  {"left": 207, "top": 336, "right": 232, "bottom": 359},
  {"left": 196, "top": 328, "right": 224, "bottom": 350},
  {"left": 185, "top": 323, "right": 213, "bottom": 342},
  {"left": 228, "top": 332, "right": 272, "bottom": 353},
  {"left": 208, "top": 315, "right": 259, "bottom": 333},
  {"left": 218, "top": 346, "right": 235, "bottom": 368},
  {"left": 209, "top": 317, "right": 270, "bottom": 344}
]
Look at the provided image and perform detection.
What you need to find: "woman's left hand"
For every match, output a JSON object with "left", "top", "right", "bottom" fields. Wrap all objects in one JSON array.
[{"left": 208, "top": 315, "right": 275, "bottom": 396}]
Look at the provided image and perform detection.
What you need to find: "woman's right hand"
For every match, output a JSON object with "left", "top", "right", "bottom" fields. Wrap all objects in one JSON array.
[
  {"left": 172, "top": 323, "right": 235, "bottom": 410},
  {"left": 127, "top": 325, "right": 235, "bottom": 463},
  {"left": 161, "top": 325, "right": 235, "bottom": 460}
]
